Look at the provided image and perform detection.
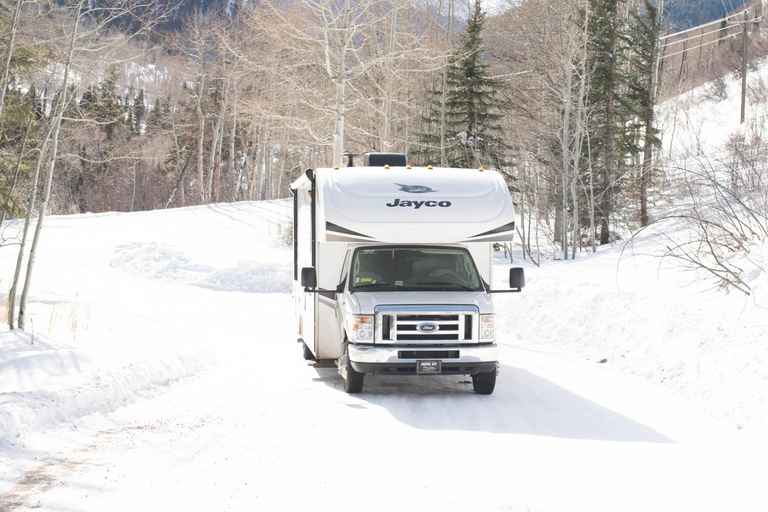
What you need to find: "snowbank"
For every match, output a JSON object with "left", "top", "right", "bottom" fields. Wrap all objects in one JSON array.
[
  {"left": 0, "top": 329, "right": 215, "bottom": 444},
  {"left": 0, "top": 200, "right": 293, "bottom": 445},
  {"left": 495, "top": 235, "right": 768, "bottom": 439}
]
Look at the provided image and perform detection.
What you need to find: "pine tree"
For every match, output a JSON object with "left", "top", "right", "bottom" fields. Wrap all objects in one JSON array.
[
  {"left": 96, "top": 66, "right": 126, "bottom": 141},
  {"left": 414, "top": 0, "right": 507, "bottom": 169},
  {"left": 132, "top": 88, "right": 146, "bottom": 135},
  {"left": 584, "top": 0, "right": 662, "bottom": 238},
  {"left": 627, "top": 0, "right": 662, "bottom": 227},
  {"left": 585, "top": 0, "right": 638, "bottom": 244}
]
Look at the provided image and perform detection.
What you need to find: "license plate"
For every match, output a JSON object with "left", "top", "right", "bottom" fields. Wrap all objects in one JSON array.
[{"left": 416, "top": 360, "right": 441, "bottom": 374}]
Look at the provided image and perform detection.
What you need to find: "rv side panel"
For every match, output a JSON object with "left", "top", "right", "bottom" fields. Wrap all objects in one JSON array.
[
  {"left": 466, "top": 242, "right": 493, "bottom": 285},
  {"left": 294, "top": 179, "right": 315, "bottom": 353}
]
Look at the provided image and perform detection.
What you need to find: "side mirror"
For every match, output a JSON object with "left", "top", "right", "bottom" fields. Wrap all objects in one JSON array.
[
  {"left": 509, "top": 268, "right": 525, "bottom": 291},
  {"left": 301, "top": 267, "right": 317, "bottom": 289}
]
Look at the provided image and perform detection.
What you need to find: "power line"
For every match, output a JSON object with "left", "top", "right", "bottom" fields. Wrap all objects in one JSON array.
[
  {"left": 660, "top": 9, "right": 747, "bottom": 40},
  {"left": 661, "top": 24, "right": 740, "bottom": 50},
  {"left": 662, "top": 32, "right": 738, "bottom": 59}
]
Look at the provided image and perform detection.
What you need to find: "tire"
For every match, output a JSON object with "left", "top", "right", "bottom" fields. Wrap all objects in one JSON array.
[
  {"left": 302, "top": 342, "right": 315, "bottom": 361},
  {"left": 472, "top": 368, "right": 496, "bottom": 395},
  {"left": 342, "top": 342, "right": 365, "bottom": 394}
]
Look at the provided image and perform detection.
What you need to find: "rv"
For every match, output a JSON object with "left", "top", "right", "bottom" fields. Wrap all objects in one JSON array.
[{"left": 291, "top": 154, "right": 525, "bottom": 395}]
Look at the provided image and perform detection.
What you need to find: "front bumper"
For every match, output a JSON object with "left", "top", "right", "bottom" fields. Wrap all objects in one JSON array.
[{"left": 348, "top": 343, "right": 498, "bottom": 376}]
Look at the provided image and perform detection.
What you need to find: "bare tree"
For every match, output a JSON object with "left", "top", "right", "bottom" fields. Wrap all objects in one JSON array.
[
  {"left": 7, "top": 127, "right": 49, "bottom": 329},
  {"left": 492, "top": 0, "right": 593, "bottom": 259},
  {"left": 12, "top": 0, "right": 160, "bottom": 330},
  {"left": 247, "top": 0, "right": 411, "bottom": 167}
]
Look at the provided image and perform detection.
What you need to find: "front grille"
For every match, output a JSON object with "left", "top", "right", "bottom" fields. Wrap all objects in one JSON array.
[
  {"left": 398, "top": 350, "right": 460, "bottom": 359},
  {"left": 376, "top": 307, "right": 478, "bottom": 344},
  {"left": 397, "top": 333, "right": 458, "bottom": 341},
  {"left": 377, "top": 364, "right": 478, "bottom": 375}
]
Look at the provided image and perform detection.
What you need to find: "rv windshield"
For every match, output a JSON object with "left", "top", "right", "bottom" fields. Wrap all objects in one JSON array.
[{"left": 350, "top": 247, "right": 484, "bottom": 292}]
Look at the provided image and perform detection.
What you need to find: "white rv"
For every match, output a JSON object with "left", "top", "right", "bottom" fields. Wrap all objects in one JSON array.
[{"left": 291, "top": 154, "right": 525, "bottom": 394}]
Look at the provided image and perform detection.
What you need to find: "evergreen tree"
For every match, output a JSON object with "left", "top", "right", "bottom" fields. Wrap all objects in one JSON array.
[
  {"left": 414, "top": 0, "right": 508, "bottom": 169},
  {"left": 96, "top": 66, "right": 127, "bottom": 140},
  {"left": 585, "top": 0, "right": 633, "bottom": 244},
  {"left": 581, "top": 0, "right": 665, "bottom": 239},
  {"left": 132, "top": 88, "right": 146, "bottom": 135},
  {"left": 627, "top": 0, "right": 662, "bottom": 226}
]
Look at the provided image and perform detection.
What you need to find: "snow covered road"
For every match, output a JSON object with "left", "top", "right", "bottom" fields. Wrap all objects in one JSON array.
[
  {"left": 2, "top": 201, "right": 767, "bottom": 511},
  {"left": 3, "top": 317, "right": 766, "bottom": 512}
]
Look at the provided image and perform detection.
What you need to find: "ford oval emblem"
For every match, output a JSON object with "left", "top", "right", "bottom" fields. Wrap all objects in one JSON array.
[{"left": 417, "top": 322, "right": 439, "bottom": 333}]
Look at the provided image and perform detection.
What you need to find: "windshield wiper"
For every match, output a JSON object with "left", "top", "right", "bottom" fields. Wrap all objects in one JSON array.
[
  {"left": 420, "top": 282, "right": 479, "bottom": 291},
  {"left": 354, "top": 282, "right": 413, "bottom": 291}
]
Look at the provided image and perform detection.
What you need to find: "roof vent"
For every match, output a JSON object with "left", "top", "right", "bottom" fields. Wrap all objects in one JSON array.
[{"left": 364, "top": 153, "right": 406, "bottom": 167}]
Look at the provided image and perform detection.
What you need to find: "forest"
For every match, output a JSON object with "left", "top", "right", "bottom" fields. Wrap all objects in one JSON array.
[{"left": 0, "top": 0, "right": 766, "bottom": 259}]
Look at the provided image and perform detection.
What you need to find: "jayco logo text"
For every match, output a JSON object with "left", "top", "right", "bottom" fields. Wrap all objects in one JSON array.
[{"left": 386, "top": 199, "right": 452, "bottom": 208}]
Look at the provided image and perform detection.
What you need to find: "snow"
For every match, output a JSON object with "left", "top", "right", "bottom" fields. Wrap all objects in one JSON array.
[
  {"left": 496, "top": 234, "right": 768, "bottom": 439},
  {"left": 0, "top": 201, "right": 293, "bottom": 446},
  {"left": 1, "top": 72, "right": 768, "bottom": 510}
]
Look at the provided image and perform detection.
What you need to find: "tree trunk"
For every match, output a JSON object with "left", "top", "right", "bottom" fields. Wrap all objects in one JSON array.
[
  {"left": 257, "top": 124, "right": 270, "bottom": 200},
  {"left": 130, "top": 163, "right": 137, "bottom": 212},
  {"left": 8, "top": 137, "right": 50, "bottom": 329},
  {"left": 196, "top": 76, "right": 207, "bottom": 204},
  {"left": 333, "top": 77, "right": 345, "bottom": 167},
  {"left": 641, "top": 0, "right": 662, "bottom": 227},
  {"left": 439, "top": 0, "right": 454, "bottom": 167},
  {"left": 561, "top": 62, "right": 572, "bottom": 259},
  {"left": 534, "top": 160, "right": 540, "bottom": 265},
  {"left": 229, "top": 79, "right": 238, "bottom": 201},
  {"left": 600, "top": 0, "right": 620, "bottom": 246},
  {"left": 381, "top": 0, "right": 398, "bottom": 152},
  {"left": 207, "top": 119, "right": 220, "bottom": 202},
  {"left": 520, "top": 157, "right": 526, "bottom": 260},
  {"left": 166, "top": 112, "right": 187, "bottom": 209},
  {"left": 572, "top": 24, "right": 589, "bottom": 259},
  {"left": 212, "top": 79, "right": 229, "bottom": 203},
  {"left": 18, "top": 6, "right": 82, "bottom": 330},
  {"left": 248, "top": 126, "right": 262, "bottom": 201},
  {"left": 588, "top": 134, "right": 596, "bottom": 252},
  {"left": 640, "top": 126, "right": 653, "bottom": 227}
]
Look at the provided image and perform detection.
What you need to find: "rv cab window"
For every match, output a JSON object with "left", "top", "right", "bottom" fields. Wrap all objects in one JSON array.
[{"left": 350, "top": 247, "right": 484, "bottom": 292}]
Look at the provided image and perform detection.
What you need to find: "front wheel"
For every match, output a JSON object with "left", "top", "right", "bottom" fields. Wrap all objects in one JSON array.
[
  {"left": 472, "top": 368, "right": 496, "bottom": 395},
  {"left": 340, "top": 342, "right": 365, "bottom": 393}
]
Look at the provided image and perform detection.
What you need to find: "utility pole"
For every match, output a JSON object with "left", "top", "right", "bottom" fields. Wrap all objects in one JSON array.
[
  {"left": 737, "top": 11, "right": 764, "bottom": 123},
  {"left": 741, "top": 10, "right": 748, "bottom": 124},
  {"left": 740, "top": 11, "right": 749, "bottom": 124}
]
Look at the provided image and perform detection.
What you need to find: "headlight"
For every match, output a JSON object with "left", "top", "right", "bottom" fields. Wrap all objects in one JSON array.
[
  {"left": 352, "top": 315, "right": 374, "bottom": 342},
  {"left": 480, "top": 314, "right": 495, "bottom": 342}
]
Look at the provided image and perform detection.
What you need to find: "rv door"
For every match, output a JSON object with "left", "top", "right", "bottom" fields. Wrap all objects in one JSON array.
[{"left": 313, "top": 246, "right": 349, "bottom": 360}]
